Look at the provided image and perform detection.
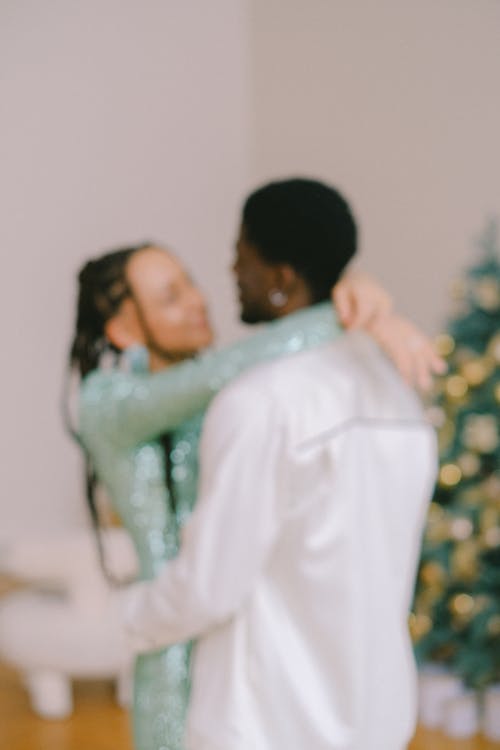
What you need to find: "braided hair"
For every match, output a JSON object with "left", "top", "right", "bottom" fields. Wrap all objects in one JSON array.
[
  {"left": 65, "top": 243, "right": 155, "bottom": 582},
  {"left": 70, "top": 245, "right": 148, "bottom": 377}
]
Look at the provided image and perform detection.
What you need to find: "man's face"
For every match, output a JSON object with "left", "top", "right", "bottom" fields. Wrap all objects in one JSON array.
[
  {"left": 124, "top": 246, "right": 214, "bottom": 356},
  {"left": 232, "top": 225, "right": 278, "bottom": 324}
]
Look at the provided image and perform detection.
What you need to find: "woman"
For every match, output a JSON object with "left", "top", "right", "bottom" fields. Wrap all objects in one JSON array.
[{"left": 70, "top": 241, "right": 442, "bottom": 750}]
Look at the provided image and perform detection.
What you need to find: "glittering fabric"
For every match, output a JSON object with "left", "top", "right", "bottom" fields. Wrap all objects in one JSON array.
[{"left": 79, "top": 303, "right": 340, "bottom": 750}]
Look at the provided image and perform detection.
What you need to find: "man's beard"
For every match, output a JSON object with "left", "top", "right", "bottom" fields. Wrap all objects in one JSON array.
[
  {"left": 238, "top": 296, "right": 276, "bottom": 325},
  {"left": 240, "top": 309, "right": 262, "bottom": 325}
]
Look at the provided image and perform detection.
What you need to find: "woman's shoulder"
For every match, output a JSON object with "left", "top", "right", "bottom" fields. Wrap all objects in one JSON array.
[
  {"left": 79, "top": 369, "right": 141, "bottom": 417},
  {"left": 81, "top": 368, "right": 124, "bottom": 396}
]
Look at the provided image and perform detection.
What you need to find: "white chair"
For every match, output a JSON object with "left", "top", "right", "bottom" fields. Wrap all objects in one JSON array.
[{"left": 0, "top": 528, "right": 137, "bottom": 718}]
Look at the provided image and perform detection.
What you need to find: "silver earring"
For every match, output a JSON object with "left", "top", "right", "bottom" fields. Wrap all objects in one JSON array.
[{"left": 268, "top": 289, "right": 288, "bottom": 307}]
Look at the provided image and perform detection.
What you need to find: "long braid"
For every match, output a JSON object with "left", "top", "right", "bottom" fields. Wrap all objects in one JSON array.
[
  {"left": 65, "top": 244, "right": 151, "bottom": 582},
  {"left": 70, "top": 247, "right": 142, "bottom": 377}
]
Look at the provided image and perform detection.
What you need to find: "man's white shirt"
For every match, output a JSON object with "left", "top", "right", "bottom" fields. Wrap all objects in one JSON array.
[{"left": 122, "top": 332, "right": 437, "bottom": 750}]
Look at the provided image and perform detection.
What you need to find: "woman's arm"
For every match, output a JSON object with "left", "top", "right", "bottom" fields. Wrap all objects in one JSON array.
[
  {"left": 333, "top": 271, "right": 446, "bottom": 390},
  {"left": 80, "top": 273, "right": 445, "bottom": 449},
  {"left": 365, "top": 313, "right": 447, "bottom": 391},
  {"left": 80, "top": 303, "right": 340, "bottom": 449}
]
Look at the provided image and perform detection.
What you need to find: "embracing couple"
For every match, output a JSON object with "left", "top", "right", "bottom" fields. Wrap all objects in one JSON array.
[{"left": 72, "top": 178, "right": 441, "bottom": 750}]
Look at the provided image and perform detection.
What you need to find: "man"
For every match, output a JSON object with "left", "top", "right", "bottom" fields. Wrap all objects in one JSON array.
[{"left": 120, "top": 178, "right": 437, "bottom": 750}]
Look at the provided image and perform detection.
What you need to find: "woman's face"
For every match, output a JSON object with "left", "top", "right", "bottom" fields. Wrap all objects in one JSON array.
[{"left": 122, "top": 246, "right": 214, "bottom": 361}]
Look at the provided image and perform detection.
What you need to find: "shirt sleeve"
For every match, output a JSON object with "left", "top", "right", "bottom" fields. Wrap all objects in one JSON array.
[{"left": 120, "top": 383, "right": 287, "bottom": 650}]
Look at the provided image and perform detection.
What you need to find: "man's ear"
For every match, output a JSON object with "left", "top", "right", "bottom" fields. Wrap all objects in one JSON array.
[
  {"left": 104, "top": 299, "right": 145, "bottom": 350},
  {"left": 275, "top": 263, "right": 301, "bottom": 295}
]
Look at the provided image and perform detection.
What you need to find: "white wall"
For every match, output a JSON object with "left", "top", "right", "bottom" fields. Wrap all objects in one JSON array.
[
  {"left": 2, "top": 1, "right": 499, "bottom": 538},
  {"left": 250, "top": 0, "right": 500, "bottom": 331},
  {"left": 0, "top": 0, "right": 251, "bottom": 536}
]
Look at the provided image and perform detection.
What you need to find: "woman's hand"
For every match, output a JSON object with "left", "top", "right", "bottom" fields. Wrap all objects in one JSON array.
[
  {"left": 332, "top": 272, "right": 447, "bottom": 390},
  {"left": 366, "top": 313, "right": 447, "bottom": 391},
  {"left": 332, "top": 271, "right": 393, "bottom": 329}
]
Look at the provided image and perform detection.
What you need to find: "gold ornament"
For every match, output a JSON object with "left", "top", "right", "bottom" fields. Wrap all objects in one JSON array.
[
  {"left": 428, "top": 502, "right": 446, "bottom": 522},
  {"left": 494, "top": 383, "right": 500, "bottom": 404},
  {"left": 487, "top": 615, "right": 500, "bottom": 637},
  {"left": 425, "top": 519, "right": 451, "bottom": 544},
  {"left": 459, "top": 486, "right": 486, "bottom": 507},
  {"left": 484, "top": 526, "right": 500, "bottom": 548},
  {"left": 439, "top": 463, "right": 462, "bottom": 487},
  {"left": 445, "top": 375, "right": 469, "bottom": 399},
  {"left": 418, "top": 587, "right": 444, "bottom": 610},
  {"left": 449, "top": 516, "right": 474, "bottom": 541},
  {"left": 435, "top": 334, "right": 455, "bottom": 358},
  {"left": 482, "top": 474, "right": 500, "bottom": 504},
  {"left": 463, "top": 414, "right": 499, "bottom": 453},
  {"left": 454, "top": 348, "right": 477, "bottom": 367},
  {"left": 409, "top": 612, "right": 433, "bottom": 641},
  {"left": 474, "top": 278, "right": 500, "bottom": 311},
  {"left": 460, "top": 358, "right": 493, "bottom": 387},
  {"left": 420, "top": 561, "right": 447, "bottom": 586},
  {"left": 425, "top": 504, "right": 450, "bottom": 544},
  {"left": 473, "top": 595, "right": 492, "bottom": 614},
  {"left": 451, "top": 541, "right": 478, "bottom": 581},
  {"left": 487, "top": 333, "right": 500, "bottom": 364},
  {"left": 457, "top": 452, "right": 481, "bottom": 478},
  {"left": 450, "top": 593, "right": 475, "bottom": 617},
  {"left": 480, "top": 508, "right": 499, "bottom": 532},
  {"left": 481, "top": 508, "right": 500, "bottom": 548}
]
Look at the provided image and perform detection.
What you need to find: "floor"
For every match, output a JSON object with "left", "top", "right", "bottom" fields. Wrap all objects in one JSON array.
[{"left": 0, "top": 663, "right": 498, "bottom": 750}]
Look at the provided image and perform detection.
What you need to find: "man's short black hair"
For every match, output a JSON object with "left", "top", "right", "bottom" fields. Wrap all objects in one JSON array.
[{"left": 242, "top": 178, "right": 357, "bottom": 302}]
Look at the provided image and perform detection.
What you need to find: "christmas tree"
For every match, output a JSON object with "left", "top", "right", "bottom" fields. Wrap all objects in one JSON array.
[{"left": 411, "top": 219, "right": 500, "bottom": 689}]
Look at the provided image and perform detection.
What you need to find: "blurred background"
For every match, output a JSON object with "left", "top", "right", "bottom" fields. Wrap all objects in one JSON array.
[
  {"left": 1, "top": 0, "right": 499, "bottom": 537},
  {"left": 1, "top": 1, "right": 499, "bottom": 748}
]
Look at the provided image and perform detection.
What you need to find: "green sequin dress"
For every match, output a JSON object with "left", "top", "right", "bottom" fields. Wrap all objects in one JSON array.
[{"left": 79, "top": 303, "right": 340, "bottom": 750}]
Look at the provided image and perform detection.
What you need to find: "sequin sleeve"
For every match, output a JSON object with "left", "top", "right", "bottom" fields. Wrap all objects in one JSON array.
[{"left": 80, "top": 303, "right": 339, "bottom": 449}]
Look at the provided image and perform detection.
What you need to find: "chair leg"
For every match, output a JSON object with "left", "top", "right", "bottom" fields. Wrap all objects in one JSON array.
[
  {"left": 116, "top": 663, "right": 133, "bottom": 708},
  {"left": 24, "top": 669, "right": 73, "bottom": 719}
]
